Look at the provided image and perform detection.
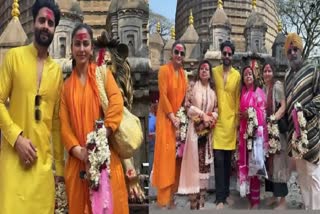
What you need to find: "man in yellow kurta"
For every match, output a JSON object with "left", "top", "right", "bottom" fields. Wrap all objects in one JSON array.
[
  {"left": 0, "top": 1, "right": 64, "bottom": 213},
  {"left": 212, "top": 40, "right": 240, "bottom": 209}
]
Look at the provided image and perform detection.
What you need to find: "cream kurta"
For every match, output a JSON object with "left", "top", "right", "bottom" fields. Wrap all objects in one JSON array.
[
  {"left": 212, "top": 65, "right": 240, "bottom": 150},
  {"left": 0, "top": 44, "right": 64, "bottom": 214}
]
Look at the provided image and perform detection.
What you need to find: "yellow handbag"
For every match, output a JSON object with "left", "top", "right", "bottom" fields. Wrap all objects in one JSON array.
[{"left": 96, "top": 65, "right": 143, "bottom": 158}]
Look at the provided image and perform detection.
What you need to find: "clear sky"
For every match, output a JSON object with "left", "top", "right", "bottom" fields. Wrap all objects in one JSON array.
[{"left": 149, "top": 0, "right": 177, "bottom": 21}]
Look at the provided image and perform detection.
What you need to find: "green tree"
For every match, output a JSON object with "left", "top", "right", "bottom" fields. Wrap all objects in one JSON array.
[
  {"left": 149, "top": 10, "right": 174, "bottom": 41},
  {"left": 277, "top": 0, "right": 320, "bottom": 58}
]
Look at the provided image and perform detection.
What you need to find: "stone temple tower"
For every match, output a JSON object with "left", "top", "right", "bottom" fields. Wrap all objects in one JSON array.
[
  {"left": 0, "top": 0, "right": 27, "bottom": 64},
  {"left": 149, "top": 22, "right": 164, "bottom": 71},
  {"left": 244, "top": 0, "right": 268, "bottom": 53},
  {"left": 163, "top": 26, "right": 176, "bottom": 64},
  {"left": 50, "top": 0, "right": 83, "bottom": 59},
  {"left": 107, "top": 0, "right": 149, "bottom": 57},
  {"left": 179, "top": 10, "right": 201, "bottom": 72},
  {"left": 209, "top": 0, "right": 231, "bottom": 51},
  {"left": 272, "top": 21, "right": 288, "bottom": 79}
]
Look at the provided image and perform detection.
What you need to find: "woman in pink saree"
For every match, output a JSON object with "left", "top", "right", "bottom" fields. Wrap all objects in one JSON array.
[
  {"left": 238, "top": 66, "right": 267, "bottom": 209},
  {"left": 178, "top": 60, "right": 218, "bottom": 209}
]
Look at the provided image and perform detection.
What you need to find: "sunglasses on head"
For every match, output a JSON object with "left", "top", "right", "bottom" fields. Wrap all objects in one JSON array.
[
  {"left": 287, "top": 47, "right": 299, "bottom": 55},
  {"left": 174, "top": 49, "right": 185, "bottom": 57},
  {"left": 35, "top": 95, "right": 41, "bottom": 122},
  {"left": 222, "top": 51, "right": 232, "bottom": 57}
]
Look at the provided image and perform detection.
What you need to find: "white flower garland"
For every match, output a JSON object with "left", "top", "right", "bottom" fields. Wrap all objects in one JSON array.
[
  {"left": 54, "top": 181, "right": 68, "bottom": 214},
  {"left": 267, "top": 114, "right": 281, "bottom": 156},
  {"left": 244, "top": 107, "right": 258, "bottom": 150},
  {"left": 86, "top": 120, "right": 111, "bottom": 190},
  {"left": 291, "top": 102, "right": 309, "bottom": 159},
  {"left": 176, "top": 106, "right": 188, "bottom": 142}
]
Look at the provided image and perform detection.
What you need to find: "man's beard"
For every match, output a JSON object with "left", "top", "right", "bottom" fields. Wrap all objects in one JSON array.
[
  {"left": 34, "top": 28, "right": 54, "bottom": 47},
  {"left": 223, "top": 58, "right": 231, "bottom": 67},
  {"left": 289, "top": 57, "right": 302, "bottom": 70}
]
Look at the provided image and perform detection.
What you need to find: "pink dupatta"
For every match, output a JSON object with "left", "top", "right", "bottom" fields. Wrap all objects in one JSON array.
[
  {"left": 238, "top": 86, "right": 266, "bottom": 194},
  {"left": 91, "top": 168, "right": 113, "bottom": 214},
  {"left": 291, "top": 108, "right": 301, "bottom": 138}
]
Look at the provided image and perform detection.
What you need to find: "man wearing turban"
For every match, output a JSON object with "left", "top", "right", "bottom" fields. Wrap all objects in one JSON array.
[{"left": 284, "top": 33, "right": 320, "bottom": 210}]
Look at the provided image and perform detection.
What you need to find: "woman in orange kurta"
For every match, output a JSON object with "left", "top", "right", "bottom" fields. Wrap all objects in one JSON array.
[
  {"left": 59, "top": 24, "right": 128, "bottom": 214},
  {"left": 152, "top": 41, "right": 187, "bottom": 208}
]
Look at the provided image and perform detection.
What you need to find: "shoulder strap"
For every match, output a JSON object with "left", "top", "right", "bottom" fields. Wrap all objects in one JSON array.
[{"left": 96, "top": 64, "right": 109, "bottom": 111}]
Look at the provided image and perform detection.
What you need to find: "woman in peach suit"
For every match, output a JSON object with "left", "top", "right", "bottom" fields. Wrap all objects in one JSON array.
[
  {"left": 60, "top": 23, "right": 128, "bottom": 214},
  {"left": 152, "top": 41, "right": 188, "bottom": 209},
  {"left": 178, "top": 60, "right": 218, "bottom": 210}
]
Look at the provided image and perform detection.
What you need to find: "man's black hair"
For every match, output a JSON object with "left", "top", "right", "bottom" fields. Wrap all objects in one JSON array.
[
  {"left": 32, "top": 0, "right": 61, "bottom": 27},
  {"left": 220, "top": 40, "right": 235, "bottom": 55}
]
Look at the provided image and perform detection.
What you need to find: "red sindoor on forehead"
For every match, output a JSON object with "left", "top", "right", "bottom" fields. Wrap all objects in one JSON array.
[
  {"left": 174, "top": 44, "right": 184, "bottom": 52},
  {"left": 75, "top": 32, "right": 89, "bottom": 40},
  {"left": 224, "top": 47, "right": 232, "bottom": 53},
  {"left": 44, "top": 8, "right": 54, "bottom": 21},
  {"left": 244, "top": 68, "right": 253, "bottom": 75},
  {"left": 200, "top": 63, "right": 209, "bottom": 69}
]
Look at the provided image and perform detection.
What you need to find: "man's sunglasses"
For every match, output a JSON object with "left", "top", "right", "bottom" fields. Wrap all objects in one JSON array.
[
  {"left": 287, "top": 47, "right": 299, "bottom": 55},
  {"left": 35, "top": 95, "right": 41, "bottom": 122},
  {"left": 222, "top": 51, "right": 232, "bottom": 57},
  {"left": 174, "top": 49, "right": 185, "bottom": 57}
]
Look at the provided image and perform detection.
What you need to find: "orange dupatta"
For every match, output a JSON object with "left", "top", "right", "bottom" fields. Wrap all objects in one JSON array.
[{"left": 60, "top": 63, "right": 128, "bottom": 214}]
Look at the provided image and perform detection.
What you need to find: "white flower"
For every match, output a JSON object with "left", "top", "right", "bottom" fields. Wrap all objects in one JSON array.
[
  {"left": 86, "top": 119, "right": 111, "bottom": 190},
  {"left": 55, "top": 181, "right": 68, "bottom": 214},
  {"left": 244, "top": 107, "right": 258, "bottom": 150},
  {"left": 180, "top": 113, "right": 187, "bottom": 124},
  {"left": 291, "top": 102, "right": 309, "bottom": 159},
  {"left": 270, "top": 114, "right": 276, "bottom": 121},
  {"left": 176, "top": 107, "right": 189, "bottom": 143},
  {"left": 267, "top": 114, "right": 281, "bottom": 154}
]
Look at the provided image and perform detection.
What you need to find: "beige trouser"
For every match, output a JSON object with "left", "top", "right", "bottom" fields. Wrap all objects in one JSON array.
[{"left": 296, "top": 159, "right": 320, "bottom": 210}]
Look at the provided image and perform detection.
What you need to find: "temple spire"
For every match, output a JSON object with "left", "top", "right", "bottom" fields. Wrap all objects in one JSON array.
[
  {"left": 252, "top": 0, "right": 257, "bottom": 10},
  {"left": 156, "top": 21, "right": 161, "bottom": 33},
  {"left": 11, "top": 0, "right": 20, "bottom": 20},
  {"left": 170, "top": 26, "right": 175, "bottom": 40},
  {"left": 277, "top": 20, "right": 282, "bottom": 33},
  {"left": 218, "top": 0, "right": 223, "bottom": 9},
  {"left": 189, "top": 9, "right": 194, "bottom": 26}
]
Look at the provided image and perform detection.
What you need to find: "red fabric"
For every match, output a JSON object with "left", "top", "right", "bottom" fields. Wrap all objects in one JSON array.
[
  {"left": 248, "top": 176, "right": 260, "bottom": 206},
  {"left": 97, "top": 48, "right": 106, "bottom": 66}
]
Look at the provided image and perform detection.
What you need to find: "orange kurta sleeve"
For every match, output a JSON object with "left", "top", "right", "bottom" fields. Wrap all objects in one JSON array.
[
  {"left": 158, "top": 65, "right": 173, "bottom": 114},
  {"left": 59, "top": 84, "right": 80, "bottom": 152},
  {"left": 103, "top": 69, "right": 124, "bottom": 132}
]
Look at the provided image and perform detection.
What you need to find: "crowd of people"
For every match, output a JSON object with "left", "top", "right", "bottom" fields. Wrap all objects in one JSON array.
[{"left": 150, "top": 34, "right": 320, "bottom": 210}]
